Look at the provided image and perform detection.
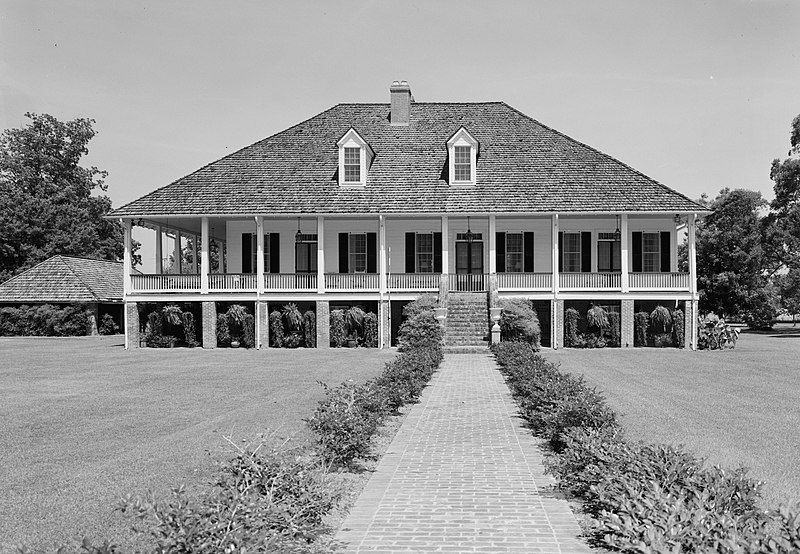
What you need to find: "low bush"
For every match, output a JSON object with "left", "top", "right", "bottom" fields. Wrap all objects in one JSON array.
[
  {"left": 241, "top": 314, "right": 255, "bottom": 348},
  {"left": 402, "top": 294, "right": 438, "bottom": 318},
  {"left": 698, "top": 312, "right": 739, "bottom": 350},
  {"left": 397, "top": 310, "right": 443, "bottom": 351},
  {"left": 0, "top": 304, "right": 92, "bottom": 336},
  {"left": 607, "top": 311, "right": 621, "bottom": 347},
  {"left": 269, "top": 309, "right": 284, "bottom": 347},
  {"left": 181, "top": 312, "right": 198, "bottom": 347},
  {"left": 672, "top": 308, "right": 685, "bottom": 348},
  {"left": 98, "top": 313, "right": 119, "bottom": 335},
  {"left": 120, "top": 440, "right": 340, "bottom": 552},
  {"left": 329, "top": 309, "right": 346, "bottom": 348},
  {"left": 363, "top": 311, "right": 378, "bottom": 348},
  {"left": 564, "top": 307, "right": 580, "bottom": 347},
  {"left": 216, "top": 313, "right": 231, "bottom": 347},
  {"left": 303, "top": 310, "right": 316, "bottom": 348},
  {"left": 634, "top": 311, "right": 649, "bottom": 346},
  {"left": 494, "top": 344, "right": 800, "bottom": 552},
  {"left": 498, "top": 298, "right": 541, "bottom": 348},
  {"left": 282, "top": 303, "right": 304, "bottom": 347}
]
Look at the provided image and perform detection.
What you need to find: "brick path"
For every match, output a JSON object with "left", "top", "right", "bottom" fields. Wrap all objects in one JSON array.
[{"left": 334, "top": 353, "right": 592, "bottom": 553}]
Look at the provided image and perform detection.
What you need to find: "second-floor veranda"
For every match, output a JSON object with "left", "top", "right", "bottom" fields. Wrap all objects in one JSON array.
[{"left": 123, "top": 213, "right": 698, "bottom": 295}]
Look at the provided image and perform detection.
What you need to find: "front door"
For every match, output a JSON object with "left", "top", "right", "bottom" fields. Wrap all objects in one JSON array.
[{"left": 455, "top": 240, "right": 485, "bottom": 291}]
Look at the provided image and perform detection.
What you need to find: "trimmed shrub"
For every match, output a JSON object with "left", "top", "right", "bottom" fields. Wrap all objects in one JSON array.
[
  {"left": 564, "top": 307, "right": 580, "bottom": 347},
  {"left": 634, "top": 311, "right": 649, "bottom": 346},
  {"left": 498, "top": 298, "right": 541, "bottom": 348},
  {"left": 672, "top": 308, "right": 685, "bottom": 348},
  {"left": 329, "top": 309, "right": 346, "bottom": 347},
  {"left": 363, "top": 311, "right": 378, "bottom": 348},
  {"left": 145, "top": 311, "right": 165, "bottom": 347},
  {"left": 181, "top": 311, "right": 198, "bottom": 347},
  {"left": 98, "top": 313, "right": 119, "bottom": 335},
  {"left": 402, "top": 294, "right": 438, "bottom": 318},
  {"left": 241, "top": 314, "right": 255, "bottom": 349},
  {"left": 607, "top": 311, "right": 621, "bottom": 347},
  {"left": 282, "top": 303, "right": 303, "bottom": 347},
  {"left": 303, "top": 310, "right": 316, "bottom": 348},
  {"left": 269, "top": 310, "right": 284, "bottom": 348},
  {"left": 397, "top": 311, "right": 443, "bottom": 351},
  {"left": 216, "top": 314, "right": 231, "bottom": 347}
]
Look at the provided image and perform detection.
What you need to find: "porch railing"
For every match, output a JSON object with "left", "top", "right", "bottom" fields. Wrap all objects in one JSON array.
[
  {"left": 559, "top": 272, "right": 621, "bottom": 290},
  {"left": 497, "top": 272, "right": 552, "bottom": 290},
  {"left": 209, "top": 273, "right": 257, "bottom": 291},
  {"left": 448, "top": 273, "right": 488, "bottom": 292},
  {"left": 325, "top": 273, "right": 379, "bottom": 290},
  {"left": 389, "top": 273, "right": 441, "bottom": 290},
  {"left": 629, "top": 272, "right": 690, "bottom": 290},
  {"left": 130, "top": 273, "right": 201, "bottom": 292},
  {"left": 264, "top": 273, "right": 317, "bottom": 291}
]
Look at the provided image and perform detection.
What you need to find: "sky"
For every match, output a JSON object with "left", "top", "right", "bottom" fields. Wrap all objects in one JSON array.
[{"left": 2, "top": 0, "right": 798, "bottom": 210}]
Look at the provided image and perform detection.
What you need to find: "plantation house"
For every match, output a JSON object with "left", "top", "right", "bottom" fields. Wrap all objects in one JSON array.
[{"left": 109, "top": 81, "right": 706, "bottom": 350}]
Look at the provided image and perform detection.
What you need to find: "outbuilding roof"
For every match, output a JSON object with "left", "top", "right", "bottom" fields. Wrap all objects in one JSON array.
[
  {"left": 0, "top": 256, "right": 124, "bottom": 303},
  {"left": 110, "top": 102, "right": 705, "bottom": 217}
]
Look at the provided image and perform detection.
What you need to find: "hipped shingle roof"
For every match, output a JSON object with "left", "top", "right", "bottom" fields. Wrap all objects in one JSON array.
[{"left": 0, "top": 256, "right": 123, "bottom": 303}]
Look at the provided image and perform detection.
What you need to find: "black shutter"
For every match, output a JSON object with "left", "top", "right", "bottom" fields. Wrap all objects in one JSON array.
[
  {"left": 433, "top": 232, "right": 442, "bottom": 273},
  {"left": 405, "top": 232, "right": 416, "bottom": 273},
  {"left": 338, "top": 233, "right": 349, "bottom": 273},
  {"left": 241, "top": 233, "right": 252, "bottom": 273},
  {"left": 366, "top": 232, "right": 377, "bottom": 273},
  {"left": 269, "top": 233, "right": 280, "bottom": 273},
  {"left": 558, "top": 232, "right": 563, "bottom": 272},
  {"left": 581, "top": 232, "right": 592, "bottom": 272},
  {"left": 660, "top": 231, "right": 671, "bottom": 272},
  {"left": 496, "top": 232, "right": 506, "bottom": 272},
  {"left": 632, "top": 232, "right": 643, "bottom": 272},
  {"left": 523, "top": 232, "right": 534, "bottom": 272}
]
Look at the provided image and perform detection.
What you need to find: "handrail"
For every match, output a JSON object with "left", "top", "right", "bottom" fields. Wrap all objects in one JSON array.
[
  {"left": 325, "top": 273, "right": 379, "bottom": 290},
  {"left": 496, "top": 272, "right": 552, "bottom": 290},
  {"left": 388, "top": 273, "right": 441, "bottom": 290},
  {"left": 559, "top": 272, "right": 621, "bottom": 289}
]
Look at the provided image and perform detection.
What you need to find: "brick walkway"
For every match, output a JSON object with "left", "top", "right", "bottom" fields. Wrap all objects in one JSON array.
[{"left": 334, "top": 353, "right": 592, "bottom": 553}]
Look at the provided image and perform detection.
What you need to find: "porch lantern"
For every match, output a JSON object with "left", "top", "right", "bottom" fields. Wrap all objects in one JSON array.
[
  {"left": 465, "top": 216, "right": 475, "bottom": 243},
  {"left": 614, "top": 215, "right": 621, "bottom": 241},
  {"left": 295, "top": 217, "right": 302, "bottom": 242}
]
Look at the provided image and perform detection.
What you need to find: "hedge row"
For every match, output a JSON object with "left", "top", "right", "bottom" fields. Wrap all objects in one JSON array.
[
  {"left": 492, "top": 342, "right": 800, "bottom": 553},
  {"left": 306, "top": 302, "right": 444, "bottom": 468},
  {"left": 0, "top": 304, "right": 93, "bottom": 336}
]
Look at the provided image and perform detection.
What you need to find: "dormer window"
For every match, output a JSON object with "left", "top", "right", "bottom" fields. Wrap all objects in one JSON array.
[
  {"left": 447, "top": 127, "right": 478, "bottom": 185},
  {"left": 337, "top": 128, "right": 373, "bottom": 187}
]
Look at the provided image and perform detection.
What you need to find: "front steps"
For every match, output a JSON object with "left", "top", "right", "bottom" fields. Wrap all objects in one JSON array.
[{"left": 445, "top": 292, "right": 490, "bottom": 347}]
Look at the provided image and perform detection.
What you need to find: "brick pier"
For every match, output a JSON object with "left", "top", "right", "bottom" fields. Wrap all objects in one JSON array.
[{"left": 335, "top": 353, "right": 591, "bottom": 553}]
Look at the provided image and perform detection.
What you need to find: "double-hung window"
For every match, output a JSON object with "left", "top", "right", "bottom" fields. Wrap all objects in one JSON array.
[
  {"left": 562, "top": 232, "right": 582, "bottom": 272},
  {"left": 349, "top": 233, "right": 367, "bottom": 273},
  {"left": 597, "top": 233, "right": 621, "bottom": 272},
  {"left": 416, "top": 233, "right": 434, "bottom": 273},
  {"left": 249, "top": 234, "right": 270, "bottom": 273},
  {"left": 643, "top": 232, "right": 660, "bottom": 273},
  {"left": 343, "top": 147, "right": 361, "bottom": 183},
  {"left": 454, "top": 145, "right": 471, "bottom": 182},
  {"left": 505, "top": 233, "right": 524, "bottom": 272}
]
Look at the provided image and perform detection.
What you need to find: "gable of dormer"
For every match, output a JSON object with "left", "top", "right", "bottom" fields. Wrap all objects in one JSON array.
[
  {"left": 336, "top": 128, "right": 374, "bottom": 187},
  {"left": 446, "top": 127, "right": 479, "bottom": 185}
]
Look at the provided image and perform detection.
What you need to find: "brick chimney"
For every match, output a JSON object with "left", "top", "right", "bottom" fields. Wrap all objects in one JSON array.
[{"left": 390, "top": 80, "right": 412, "bottom": 126}]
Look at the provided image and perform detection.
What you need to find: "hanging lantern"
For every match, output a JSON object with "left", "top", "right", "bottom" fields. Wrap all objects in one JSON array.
[
  {"left": 614, "top": 215, "right": 621, "bottom": 241},
  {"left": 295, "top": 217, "right": 302, "bottom": 242},
  {"left": 465, "top": 216, "right": 475, "bottom": 243}
]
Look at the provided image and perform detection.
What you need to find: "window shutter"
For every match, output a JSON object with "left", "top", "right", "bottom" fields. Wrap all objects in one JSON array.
[
  {"left": 405, "top": 232, "right": 416, "bottom": 273},
  {"left": 632, "top": 232, "right": 643, "bottom": 272},
  {"left": 495, "top": 232, "right": 506, "bottom": 272},
  {"left": 269, "top": 233, "right": 280, "bottom": 273},
  {"left": 523, "top": 232, "right": 534, "bottom": 272},
  {"left": 558, "top": 232, "right": 563, "bottom": 273},
  {"left": 366, "top": 232, "right": 377, "bottom": 273},
  {"left": 338, "top": 233, "right": 349, "bottom": 273},
  {"left": 433, "top": 232, "right": 442, "bottom": 273},
  {"left": 241, "top": 233, "right": 252, "bottom": 273},
  {"left": 581, "top": 232, "right": 591, "bottom": 272},
  {"left": 660, "top": 231, "right": 671, "bottom": 272}
]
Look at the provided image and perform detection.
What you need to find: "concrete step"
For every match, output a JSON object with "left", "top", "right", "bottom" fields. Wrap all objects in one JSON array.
[{"left": 442, "top": 345, "right": 491, "bottom": 354}]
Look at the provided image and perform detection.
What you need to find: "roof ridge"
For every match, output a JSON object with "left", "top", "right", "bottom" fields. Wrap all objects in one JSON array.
[
  {"left": 499, "top": 102, "right": 707, "bottom": 212},
  {"left": 59, "top": 257, "right": 102, "bottom": 301}
]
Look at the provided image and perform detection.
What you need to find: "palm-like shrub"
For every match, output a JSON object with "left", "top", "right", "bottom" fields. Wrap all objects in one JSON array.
[
  {"left": 282, "top": 303, "right": 303, "bottom": 334},
  {"left": 226, "top": 304, "right": 248, "bottom": 327},
  {"left": 586, "top": 305, "right": 609, "bottom": 337},
  {"left": 344, "top": 306, "right": 366, "bottom": 340},
  {"left": 162, "top": 304, "right": 183, "bottom": 326},
  {"left": 650, "top": 305, "right": 672, "bottom": 334}
]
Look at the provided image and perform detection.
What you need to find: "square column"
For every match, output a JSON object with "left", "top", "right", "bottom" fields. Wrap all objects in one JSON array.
[
  {"left": 439, "top": 215, "right": 449, "bottom": 305},
  {"left": 174, "top": 230, "right": 182, "bottom": 274},
  {"left": 553, "top": 299, "right": 564, "bottom": 349},
  {"left": 258, "top": 301, "right": 269, "bottom": 349},
  {"left": 201, "top": 217, "right": 210, "bottom": 293},
  {"left": 620, "top": 214, "right": 629, "bottom": 292},
  {"left": 621, "top": 299, "right": 634, "bottom": 348},
  {"left": 380, "top": 299, "right": 390, "bottom": 348},
  {"left": 192, "top": 235, "right": 199, "bottom": 273},
  {"left": 124, "top": 302, "right": 139, "bottom": 349},
  {"left": 256, "top": 217, "right": 264, "bottom": 293},
  {"left": 689, "top": 299, "right": 699, "bottom": 350},
  {"left": 379, "top": 215, "right": 387, "bottom": 293},
  {"left": 551, "top": 215, "right": 559, "bottom": 296},
  {"left": 316, "top": 300, "right": 330, "bottom": 348},
  {"left": 122, "top": 219, "right": 132, "bottom": 295},
  {"left": 155, "top": 225, "right": 163, "bottom": 275},
  {"left": 317, "top": 216, "right": 325, "bottom": 293},
  {"left": 202, "top": 301, "right": 217, "bottom": 348}
]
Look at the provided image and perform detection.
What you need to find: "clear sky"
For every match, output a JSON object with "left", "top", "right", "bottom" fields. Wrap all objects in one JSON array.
[{"left": 2, "top": 0, "right": 798, "bottom": 210}]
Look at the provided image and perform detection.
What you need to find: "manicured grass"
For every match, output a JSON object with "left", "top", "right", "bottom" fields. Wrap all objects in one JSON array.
[
  {"left": 544, "top": 325, "right": 800, "bottom": 508},
  {"left": 0, "top": 336, "right": 394, "bottom": 552}
]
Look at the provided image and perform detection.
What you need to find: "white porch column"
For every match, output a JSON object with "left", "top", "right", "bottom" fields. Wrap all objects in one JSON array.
[
  {"left": 620, "top": 214, "right": 629, "bottom": 293},
  {"left": 256, "top": 216, "right": 264, "bottom": 293},
  {"left": 379, "top": 215, "right": 387, "bottom": 293},
  {"left": 201, "top": 217, "right": 210, "bottom": 293},
  {"left": 689, "top": 213, "right": 698, "bottom": 350},
  {"left": 174, "top": 230, "right": 182, "bottom": 274},
  {"left": 122, "top": 219, "right": 132, "bottom": 295},
  {"left": 488, "top": 214, "right": 496, "bottom": 275},
  {"left": 155, "top": 225, "right": 163, "bottom": 274},
  {"left": 317, "top": 216, "right": 325, "bottom": 293},
  {"left": 551, "top": 214, "right": 559, "bottom": 295},
  {"left": 441, "top": 216, "right": 449, "bottom": 274},
  {"left": 192, "top": 235, "right": 199, "bottom": 273}
]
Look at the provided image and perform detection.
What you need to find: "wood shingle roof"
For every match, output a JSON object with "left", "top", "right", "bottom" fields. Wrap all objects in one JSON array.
[
  {"left": 109, "top": 102, "right": 705, "bottom": 217},
  {"left": 0, "top": 256, "right": 123, "bottom": 303}
]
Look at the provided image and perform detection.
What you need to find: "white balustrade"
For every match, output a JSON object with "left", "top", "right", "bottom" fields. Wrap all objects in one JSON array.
[
  {"left": 263, "top": 273, "right": 317, "bottom": 290},
  {"left": 208, "top": 273, "right": 258, "bottom": 291},
  {"left": 559, "top": 272, "right": 621, "bottom": 289},
  {"left": 629, "top": 272, "right": 690, "bottom": 290},
  {"left": 448, "top": 273, "right": 489, "bottom": 292},
  {"left": 496, "top": 272, "right": 552, "bottom": 290},
  {"left": 389, "top": 273, "right": 441, "bottom": 290},
  {"left": 130, "top": 274, "right": 201, "bottom": 292},
  {"left": 325, "top": 273, "right": 379, "bottom": 290}
]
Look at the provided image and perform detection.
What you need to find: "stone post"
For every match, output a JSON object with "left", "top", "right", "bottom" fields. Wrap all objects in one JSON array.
[
  {"left": 438, "top": 274, "right": 449, "bottom": 308},
  {"left": 380, "top": 299, "right": 390, "bottom": 348},
  {"left": 125, "top": 302, "right": 139, "bottom": 349},
  {"left": 258, "top": 301, "right": 269, "bottom": 348},
  {"left": 684, "top": 301, "right": 693, "bottom": 350},
  {"left": 621, "top": 299, "right": 635, "bottom": 348},
  {"left": 488, "top": 274, "right": 499, "bottom": 308},
  {"left": 554, "top": 299, "right": 564, "bottom": 349},
  {"left": 316, "top": 300, "right": 330, "bottom": 348},
  {"left": 202, "top": 301, "right": 217, "bottom": 349}
]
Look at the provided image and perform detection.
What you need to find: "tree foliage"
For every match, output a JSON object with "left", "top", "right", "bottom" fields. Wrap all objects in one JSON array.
[{"left": 0, "top": 113, "right": 136, "bottom": 282}]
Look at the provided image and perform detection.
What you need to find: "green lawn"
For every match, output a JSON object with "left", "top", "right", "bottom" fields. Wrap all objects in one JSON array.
[
  {"left": 0, "top": 336, "right": 395, "bottom": 552},
  {"left": 544, "top": 325, "right": 800, "bottom": 508}
]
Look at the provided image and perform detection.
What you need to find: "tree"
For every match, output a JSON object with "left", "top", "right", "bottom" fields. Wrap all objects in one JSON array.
[
  {"left": 0, "top": 113, "right": 138, "bottom": 282},
  {"left": 693, "top": 188, "right": 777, "bottom": 327}
]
